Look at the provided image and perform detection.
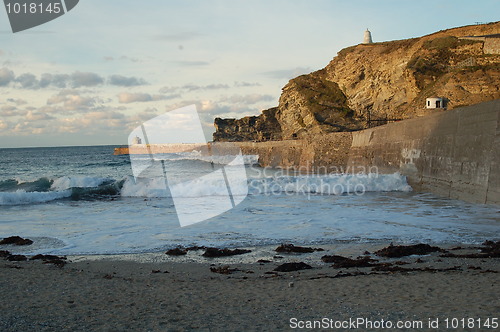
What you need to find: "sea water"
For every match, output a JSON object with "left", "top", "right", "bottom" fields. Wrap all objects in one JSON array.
[{"left": 0, "top": 145, "right": 498, "bottom": 255}]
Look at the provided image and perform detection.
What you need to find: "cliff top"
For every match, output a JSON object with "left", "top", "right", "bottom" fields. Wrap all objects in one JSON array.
[{"left": 214, "top": 22, "right": 500, "bottom": 142}]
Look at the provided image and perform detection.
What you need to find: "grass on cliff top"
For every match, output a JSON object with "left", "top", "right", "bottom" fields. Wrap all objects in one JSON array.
[
  {"left": 423, "top": 36, "right": 482, "bottom": 50},
  {"left": 291, "top": 73, "right": 348, "bottom": 106}
]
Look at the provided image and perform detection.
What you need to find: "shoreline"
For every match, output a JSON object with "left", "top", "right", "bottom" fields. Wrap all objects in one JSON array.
[
  {"left": 3, "top": 240, "right": 494, "bottom": 263},
  {"left": 2, "top": 242, "right": 499, "bottom": 331}
]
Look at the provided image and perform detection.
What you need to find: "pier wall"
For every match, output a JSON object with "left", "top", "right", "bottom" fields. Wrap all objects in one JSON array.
[{"left": 347, "top": 100, "right": 499, "bottom": 204}]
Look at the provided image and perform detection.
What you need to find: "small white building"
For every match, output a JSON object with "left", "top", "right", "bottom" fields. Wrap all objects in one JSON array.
[
  {"left": 426, "top": 97, "right": 445, "bottom": 109},
  {"left": 131, "top": 136, "right": 142, "bottom": 145},
  {"left": 363, "top": 29, "right": 373, "bottom": 44}
]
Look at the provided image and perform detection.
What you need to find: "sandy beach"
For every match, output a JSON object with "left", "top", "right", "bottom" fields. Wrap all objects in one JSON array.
[{"left": 1, "top": 243, "right": 499, "bottom": 331}]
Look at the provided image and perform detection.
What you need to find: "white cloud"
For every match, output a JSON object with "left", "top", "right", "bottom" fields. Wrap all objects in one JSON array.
[
  {"left": 0, "top": 119, "right": 8, "bottom": 131},
  {"left": 56, "top": 111, "right": 127, "bottom": 134},
  {"left": 234, "top": 81, "right": 261, "bottom": 87},
  {"left": 26, "top": 110, "right": 55, "bottom": 121},
  {"left": 127, "top": 107, "right": 159, "bottom": 124},
  {"left": 46, "top": 90, "right": 97, "bottom": 112},
  {"left": 7, "top": 98, "right": 27, "bottom": 105},
  {"left": 0, "top": 105, "right": 27, "bottom": 117},
  {"left": 117, "top": 92, "right": 179, "bottom": 103}
]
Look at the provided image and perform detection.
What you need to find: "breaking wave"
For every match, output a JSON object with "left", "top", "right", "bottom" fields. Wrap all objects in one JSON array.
[
  {"left": 0, "top": 176, "right": 123, "bottom": 206},
  {"left": 0, "top": 173, "right": 412, "bottom": 205}
]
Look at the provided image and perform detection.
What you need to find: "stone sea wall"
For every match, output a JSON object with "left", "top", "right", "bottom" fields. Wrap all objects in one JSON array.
[
  {"left": 238, "top": 100, "right": 500, "bottom": 204},
  {"left": 346, "top": 100, "right": 499, "bottom": 204}
]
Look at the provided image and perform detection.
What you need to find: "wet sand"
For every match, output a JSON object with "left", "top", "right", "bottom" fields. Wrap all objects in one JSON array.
[{"left": 0, "top": 245, "right": 499, "bottom": 331}]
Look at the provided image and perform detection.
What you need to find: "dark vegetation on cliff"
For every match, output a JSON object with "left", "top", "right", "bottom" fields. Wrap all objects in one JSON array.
[{"left": 214, "top": 22, "right": 500, "bottom": 142}]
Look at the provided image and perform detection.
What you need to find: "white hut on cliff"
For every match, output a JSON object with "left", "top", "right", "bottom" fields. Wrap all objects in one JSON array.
[{"left": 426, "top": 97, "right": 445, "bottom": 109}]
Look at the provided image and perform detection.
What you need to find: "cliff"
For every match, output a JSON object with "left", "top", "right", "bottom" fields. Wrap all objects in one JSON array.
[
  {"left": 213, "top": 107, "right": 282, "bottom": 142},
  {"left": 214, "top": 22, "right": 500, "bottom": 141}
]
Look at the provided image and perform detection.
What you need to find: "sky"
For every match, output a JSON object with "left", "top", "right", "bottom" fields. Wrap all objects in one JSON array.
[{"left": 0, "top": 0, "right": 499, "bottom": 148}]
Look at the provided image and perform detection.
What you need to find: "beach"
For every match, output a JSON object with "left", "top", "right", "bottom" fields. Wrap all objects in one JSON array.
[{"left": 1, "top": 244, "right": 498, "bottom": 331}]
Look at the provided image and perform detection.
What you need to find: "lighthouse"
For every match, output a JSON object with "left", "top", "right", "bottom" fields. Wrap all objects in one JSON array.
[{"left": 363, "top": 29, "right": 373, "bottom": 44}]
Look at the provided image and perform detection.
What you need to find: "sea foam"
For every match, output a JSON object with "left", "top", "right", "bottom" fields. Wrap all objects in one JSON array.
[
  {"left": 50, "top": 176, "right": 111, "bottom": 191},
  {"left": 120, "top": 173, "right": 412, "bottom": 198},
  {"left": 0, "top": 189, "right": 71, "bottom": 205}
]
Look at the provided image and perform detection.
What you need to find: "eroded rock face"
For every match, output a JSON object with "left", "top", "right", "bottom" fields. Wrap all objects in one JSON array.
[
  {"left": 213, "top": 22, "right": 500, "bottom": 142},
  {"left": 213, "top": 107, "right": 282, "bottom": 142},
  {"left": 276, "top": 71, "right": 362, "bottom": 140}
]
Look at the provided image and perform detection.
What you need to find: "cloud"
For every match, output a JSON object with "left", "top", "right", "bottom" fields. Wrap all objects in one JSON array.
[
  {"left": 3, "top": 70, "right": 147, "bottom": 89},
  {"left": 11, "top": 71, "right": 103, "bottom": 89},
  {"left": 108, "top": 75, "right": 148, "bottom": 87},
  {"left": 39, "top": 73, "right": 70, "bottom": 88},
  {"left": 46, "top": 90, "right": 97, "bottom": 112},
  {"left": 57, "top": 111, "right": 128, "bottom": 134},
  {"left": 7, "top": 98, "right": 27, "bottom": 105},
  {"left": 0, "top": 105, "right": 26, "bottom": 117},
  {"left": 26, "top": 110, "right": 55, "bottom": 121},
  {"left": 2, "top": 105, "right": 141, "bottom": 137},
  {"left": 220, "top": 94, "right": 275, "bottom": 104},
  {"left": 0, "top": 70, "right": 103, "bottom": 89},
  {"left": 12, "top": 119, "right": 51, "bottom": 135},
  {"left": 164, "top": 99, "right": 260, "bottom": 118},
  {"left": 15, "top": 73, "right": 38, "bottom": 89},
  {"left": 185, "top": 83, "right": 229, "bottom": 91},
  {"left": 262, "top": 67, "right": 312, "bottom": 79},
  {"left": 0, "top": 68, "right": 15, "bottom": 86},
  {"left": 234, "top": 81, "right": 261, "bottom": 87},
  {"left": 127, "top": 107, "right": 160, "bottom": 124},
  {"left": 0, "top": 120, "right": 8, "bottom": 131},
  {"left": 117, "top": 92, "right": 179, "bottom": 103},
  {"left": 70, "top": 71, "right": 104, "bottom": 88},
  {"left": 0, "top": 50, "right": 4, "bottom": 56},
  {"left": 103, "top": 56, "right": 140, "bottom": 63}
]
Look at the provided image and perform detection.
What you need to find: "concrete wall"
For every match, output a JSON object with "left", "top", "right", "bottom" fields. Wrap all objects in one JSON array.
[
  {"left": 347, "top": 100, "right": 500, "bottom": 204},
  {"left": 458, "top": 36, "right": 500, "bottom": 54},
  {"left": 484, "top": 37, "right": 500, "bottom": 54}
]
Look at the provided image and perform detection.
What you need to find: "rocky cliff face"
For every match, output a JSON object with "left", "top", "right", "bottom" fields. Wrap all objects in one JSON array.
[
  {"left": 214, "top": 22, "right": 500, "bottom": 142},
  {"left": 275, "top": 70, "right": 362, "bottom": 139},
  {"left": 213, "top": 107, "right": 282, "bottom": 142}
]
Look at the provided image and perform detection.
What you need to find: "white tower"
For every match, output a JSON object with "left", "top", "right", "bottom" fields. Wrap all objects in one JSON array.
[{"left": 363, "top": 29, "right": 373, "bottom": 44}]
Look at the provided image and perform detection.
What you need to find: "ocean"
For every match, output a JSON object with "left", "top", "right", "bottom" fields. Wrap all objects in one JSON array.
[{"left": 0, "top": 145, "right": 498, "bottom": 256}]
